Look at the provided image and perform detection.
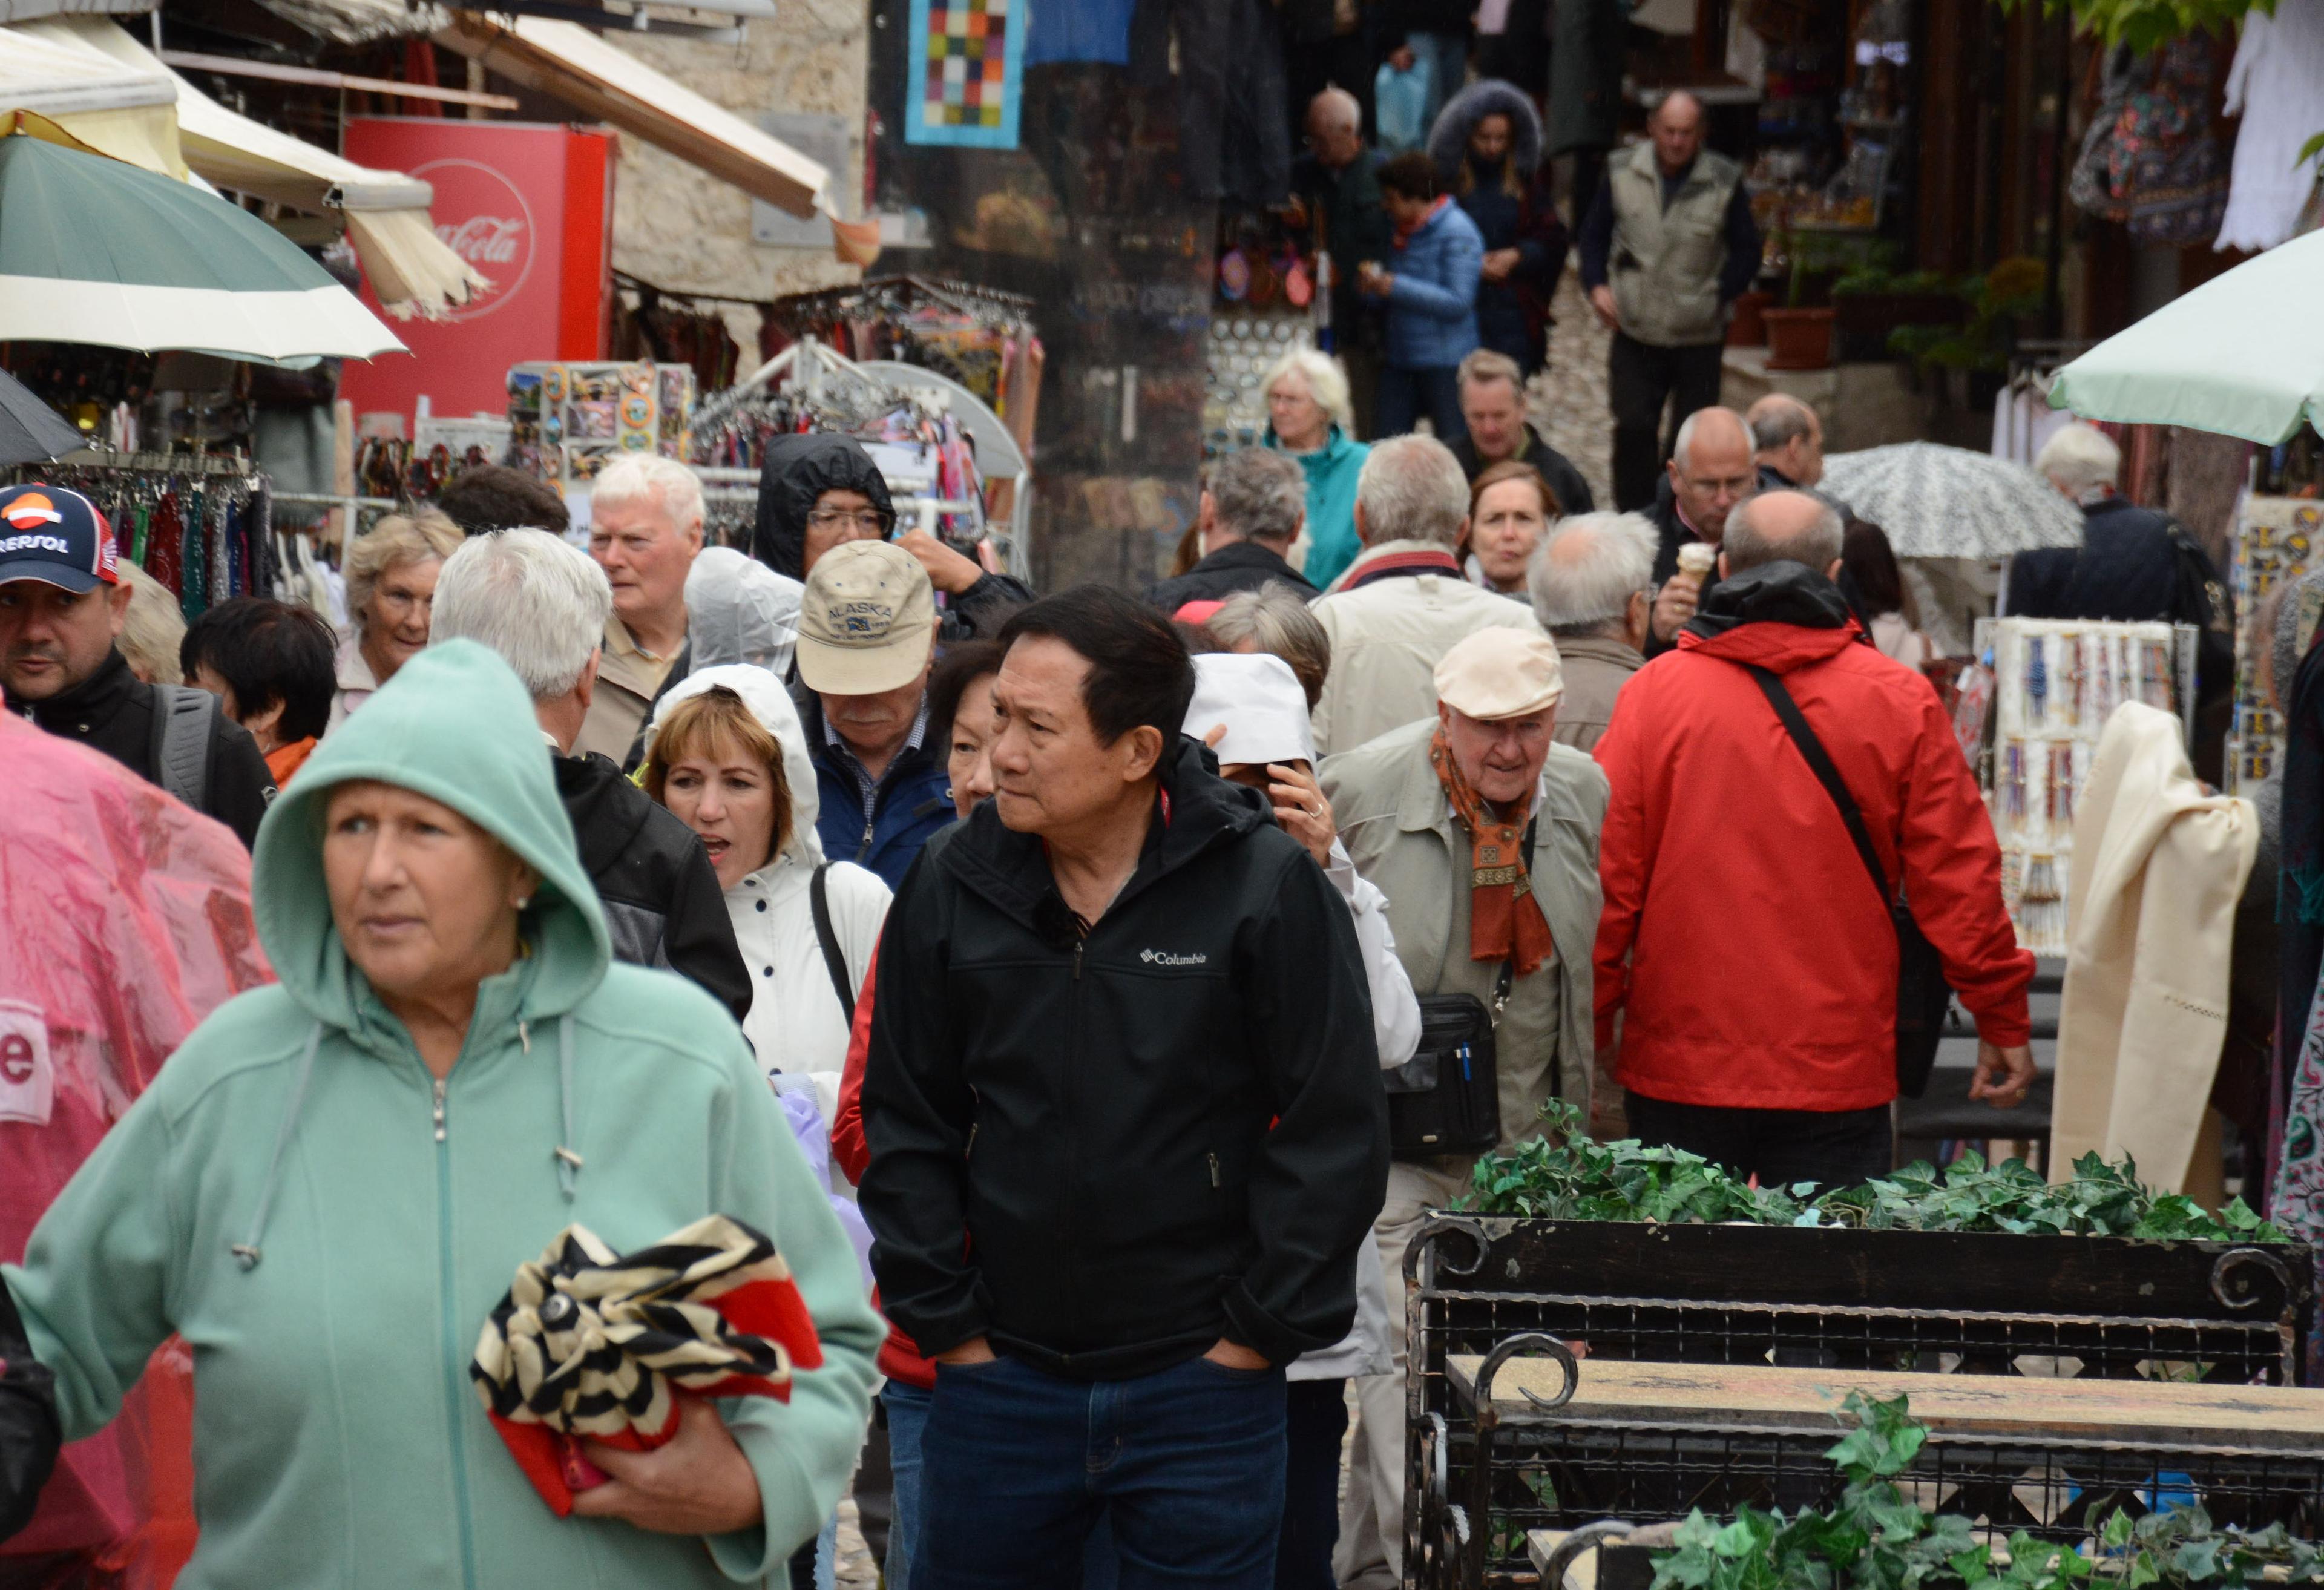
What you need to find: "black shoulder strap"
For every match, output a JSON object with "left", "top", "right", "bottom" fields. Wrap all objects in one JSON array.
[
  {"left": 808, "top": 863, "right": 856, "bottom": 1017},
  {"left": 1742, "top": 664, "right": 1894, "bottom": 910}
]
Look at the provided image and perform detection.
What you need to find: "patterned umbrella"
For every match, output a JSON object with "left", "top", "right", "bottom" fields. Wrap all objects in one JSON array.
[
  {"left": 471, "top": 1215, "right": 822, "bottom": 1516},
  {"left": 1817, "top": 442, "right": 2086, "bottom": 560}
]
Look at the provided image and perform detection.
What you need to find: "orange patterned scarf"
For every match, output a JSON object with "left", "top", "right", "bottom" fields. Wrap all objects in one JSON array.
[{"left": 1430, "top": 726, "right": 1555, "bottom": 976}]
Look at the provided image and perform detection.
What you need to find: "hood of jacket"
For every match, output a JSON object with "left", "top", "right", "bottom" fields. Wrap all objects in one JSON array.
[
  {"left": 254, "top": 639, "right": 609, "bottom": 1033},
  {"left": 688, "top": 545, "right": 803, "bottom": 671},
  {"left": 553, "top": 749, "right": 652, "bottom": 877},
  {"left": 1428, "top": 79, "right": 1544, "bottom": 180},
  {"left": 749, "top": 433, "right": 897, "bottom": 581},
  {"left": 941, "top": 734, "right": 1270, "bottom": 933},
  {"left": 648, "top": 662, "right": 826, "bottom": 869},
  {"left": 1677, "top": 560, "right": 1860, "bottom": 674}
]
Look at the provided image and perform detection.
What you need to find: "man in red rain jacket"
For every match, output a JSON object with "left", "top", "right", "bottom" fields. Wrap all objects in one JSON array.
[{"left": 1592, "top": 490, "right": 2035, "bottom": 1189}]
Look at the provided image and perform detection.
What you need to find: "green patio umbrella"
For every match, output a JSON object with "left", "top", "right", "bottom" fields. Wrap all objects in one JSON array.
[
  {"left": 0, "top": 120, "right": 403, "bottom": 361},
  {"left": 2046, "top": 228, "right": 2324, "bottom": 446}
]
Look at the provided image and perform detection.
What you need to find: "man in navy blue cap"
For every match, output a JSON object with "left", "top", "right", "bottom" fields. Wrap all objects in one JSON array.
[{"left": 0, "top": 483, "right": 274, "bottom": 847}]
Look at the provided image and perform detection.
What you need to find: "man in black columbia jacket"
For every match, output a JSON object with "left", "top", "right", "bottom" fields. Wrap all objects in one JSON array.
[
  {"left": 430, "top": 529, "right": 752, "bottom": 1023},
  {"left": 859, "top": 585, "right": 1387, "bottom": 1585}
]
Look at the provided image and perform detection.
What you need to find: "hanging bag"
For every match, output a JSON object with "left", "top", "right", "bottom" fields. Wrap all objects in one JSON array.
[{"left": 1742, "top": 664, "right": 1954, "bottom": 1097}]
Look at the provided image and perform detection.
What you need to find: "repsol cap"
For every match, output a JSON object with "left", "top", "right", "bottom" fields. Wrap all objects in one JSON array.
[{"left": 0, "top": 484, "right": 118, "bottom": 594}]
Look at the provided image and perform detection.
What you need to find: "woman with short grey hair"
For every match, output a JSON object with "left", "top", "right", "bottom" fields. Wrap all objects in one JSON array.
[
  {"left": 330, "top": 508, "right": 462, "bottom": 731},
  {"left": 1209, "top": 581, "right": 1333, "bottom": 709}
]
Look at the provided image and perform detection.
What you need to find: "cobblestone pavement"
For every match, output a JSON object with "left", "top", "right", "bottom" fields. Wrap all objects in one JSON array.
[{"left": 1531, "top": 264, "right": 1615, "bottom": 513}]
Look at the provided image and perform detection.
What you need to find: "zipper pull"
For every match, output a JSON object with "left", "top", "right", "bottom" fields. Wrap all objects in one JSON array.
[
  {"left": 432, "top": 1076, "right": 447, "bottom": 1143},
  {"left": 1073, "top": 938, "right": 1085, "bottom": 981},
  {"left": 1209, "top": 1152, "right": 1221, "bottom": 1188},
  {"left": 519, "top": 1019, "right": 531, "bottom": 1054}
]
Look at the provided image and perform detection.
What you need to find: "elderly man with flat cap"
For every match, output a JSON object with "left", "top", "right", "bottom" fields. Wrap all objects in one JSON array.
[{"left": 1319, "top": 626, "right": 1607, "bottom": 1589}]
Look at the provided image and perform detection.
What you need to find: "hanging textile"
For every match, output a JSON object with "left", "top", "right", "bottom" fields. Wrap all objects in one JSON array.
[
  {"left": 17, "top": 458, "right": 275, "bottom": 619},
  {"left": 907, "top": 0, "right": 1028, "bottom": 148},
  {"left": 2219, "top": 0, "right": 2324, "bottom": 252},
  {"left": 2068, "top": 38, "right": 2230, "bottom": 247}
]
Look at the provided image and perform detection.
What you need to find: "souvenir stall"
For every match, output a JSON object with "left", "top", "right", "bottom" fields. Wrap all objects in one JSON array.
[
  {"left": 1206, "top": 210, "right": 1316, "bottom": 456},
  {"left": 504, "top": 361, "right": 698, "bottom": 500},
  {"left": 688, "top": 335, "right": 1032, "bottom": 581},
  {"left": 757, "top": 274, "right": 1039, "bottom": 431},
  {"left": 1959, "top": 615, "right": 2198, "bottom": 953}
]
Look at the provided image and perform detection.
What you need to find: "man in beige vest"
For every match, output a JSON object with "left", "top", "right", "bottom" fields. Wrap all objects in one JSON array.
[
  {"left": 576, "top": 454, "right": 702, "bottom": 765},
  {"left": 1577, "top": 90, "right": 1761, "bottom": 512},
  {"left": 1321, "top": 625, "right": 1606, "bottom": 1589}
]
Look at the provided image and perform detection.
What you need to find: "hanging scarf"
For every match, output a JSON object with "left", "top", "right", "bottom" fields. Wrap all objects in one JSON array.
[{"left": 1429, "top": 724, "right": 1555, "bottom": 976}]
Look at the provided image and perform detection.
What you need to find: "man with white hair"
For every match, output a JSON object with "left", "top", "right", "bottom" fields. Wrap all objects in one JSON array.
[
  {"left": 1146, "top": 447, "right": 1319, "bottom": 610},
  {"left": 431, "top": 527, "right": 749, "bottom": 1021},
  {"left": 2008, "top": 421, "right": 2234, "bottom": 777},
  {"left": 578, "top": 453, "right": 704, "bottom": 764},
  {"left": 1292, "top": 86, "right": 1391, "bottom": 433},
  {"left": 1307, "top": 435, "right": 1545, "bottom": 755},
  {"left": 1321, "top": 624, "right": 1607, "bottom": 1589},
  {"left": 1529, "top": 510, "right": 1659, "bottom": 751},
  {"left": 1595, "top": 490, "right": 2035, "bottom": 1192}
]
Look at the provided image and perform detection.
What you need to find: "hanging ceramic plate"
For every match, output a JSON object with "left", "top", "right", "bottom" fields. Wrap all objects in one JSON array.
[
  {"left": 1285, "top": 260, "right": 1313, "bottom": 308},
  {"left": 1218, "top": 249, "right": 1250, "bottom": 302}
]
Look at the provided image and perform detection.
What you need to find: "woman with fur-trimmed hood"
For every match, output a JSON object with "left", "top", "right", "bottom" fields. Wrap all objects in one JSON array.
[{"left": 1428, "top": 80, "right": 1570, "bottom": 376}]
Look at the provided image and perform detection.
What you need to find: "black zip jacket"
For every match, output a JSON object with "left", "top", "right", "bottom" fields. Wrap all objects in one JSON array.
[
  {"left": 750, "top": 432, "right": 1031, "bottom": 640},
  {"left": 21, "top": 648, "right": 275, "bottom": 848},
  {"left": 1143, "top": 538, "right": 1319, "bottom": 611},
  {"left": 859, "top": 737, "right": 1389, "bottom": 1379},
  {"left": 553, "top": 749, "right": 752, "bottom": 1025}
]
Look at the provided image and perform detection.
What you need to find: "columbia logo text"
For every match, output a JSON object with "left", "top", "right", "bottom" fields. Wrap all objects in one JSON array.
[{"left": 1139, "top": 948, "right": 1208, "bottom": 966}]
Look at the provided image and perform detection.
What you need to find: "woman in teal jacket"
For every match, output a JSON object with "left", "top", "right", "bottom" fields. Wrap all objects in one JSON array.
[
  {"left": 1263, "top": 347, "right": 1371, "bottom": 591},
  {"left": 2, "top": 639, "right": 883, "bottom": 1589}
]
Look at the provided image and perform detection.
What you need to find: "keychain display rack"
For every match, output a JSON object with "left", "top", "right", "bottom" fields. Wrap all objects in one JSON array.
[
  {"left": 2225, "top": 495, "right": 2324, "bottom": 797},
  {"left": 1975, "top": 617, "right": 2196, "bottom": 955}
]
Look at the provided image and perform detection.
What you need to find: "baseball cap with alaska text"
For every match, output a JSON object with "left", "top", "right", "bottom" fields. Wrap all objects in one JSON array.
[
  {"left": 795, "top": 539, "right": 939, "bottom": 695},
  {"left": 0, "top": 484, "right": 119, "bottom": 595}
]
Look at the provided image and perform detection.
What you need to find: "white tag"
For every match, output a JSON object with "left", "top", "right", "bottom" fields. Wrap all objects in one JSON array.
[{"left": 0, "top": 1000, "right": 54, "bottom": 1128}]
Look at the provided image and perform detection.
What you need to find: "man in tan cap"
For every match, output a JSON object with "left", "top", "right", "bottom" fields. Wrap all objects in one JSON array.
[
  {"left": 795, "top": 538, "right": 951, "bottom": 887},
  {"left": 1318, "top": 625, "right": 1607, "bottom": 1589}
]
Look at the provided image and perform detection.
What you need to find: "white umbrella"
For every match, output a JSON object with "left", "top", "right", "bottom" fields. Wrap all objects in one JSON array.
[{"left": 1818, "top": 442, "right": 2084, "bottom": 560}]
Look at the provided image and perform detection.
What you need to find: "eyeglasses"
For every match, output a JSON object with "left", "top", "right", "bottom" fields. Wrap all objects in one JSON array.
[{"left": 806, "top": 508, "right": 894, "bottom": 534}]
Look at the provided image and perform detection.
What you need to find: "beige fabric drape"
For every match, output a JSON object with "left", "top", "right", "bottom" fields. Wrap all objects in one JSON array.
[{"left": 2050, "top": 701, "right": 2257, "bottom": 1191}]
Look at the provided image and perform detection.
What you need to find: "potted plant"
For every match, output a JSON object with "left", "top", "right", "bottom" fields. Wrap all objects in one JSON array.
[
  {"left": 1763, "top": 229, "right": 1862, "bottom": 371},
  {"left": 1888, "top": 255, "right": 2049, "bottom": 409},
  {"left": 1831, "top": 251, "right": 1968, "bottom": 362}
]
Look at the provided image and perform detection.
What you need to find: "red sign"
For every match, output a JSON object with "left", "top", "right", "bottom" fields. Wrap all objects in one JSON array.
[{"left": 337, "top": 119, "right": 614, "bottom": 425}]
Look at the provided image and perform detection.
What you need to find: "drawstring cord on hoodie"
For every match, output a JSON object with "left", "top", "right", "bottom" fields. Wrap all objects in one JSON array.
[{"left": 233, "top": 1012, "right": 584, "bottom": 1271}]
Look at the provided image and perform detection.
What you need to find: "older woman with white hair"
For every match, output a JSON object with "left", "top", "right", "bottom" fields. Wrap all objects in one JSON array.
[
  {"left": 330, "top": 508, "right": 462, "bottom": 731},
  {"left": 1262, "top": 347, "right": 1371, "bottom": 589}
]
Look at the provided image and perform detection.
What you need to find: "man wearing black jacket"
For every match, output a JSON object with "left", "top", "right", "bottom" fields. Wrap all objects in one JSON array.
[
  {"left": 1144, "top": 447, "right": 1320, "bottom": 612},
  {"left": 431, "top": 528, "right": 752, "bottom": 1022},
  {"left": 1, "top": 484, "right": 275, "bottom": 847},
  {"left": 860, "top": 585, "right": 1388, "bottom": 1586}
]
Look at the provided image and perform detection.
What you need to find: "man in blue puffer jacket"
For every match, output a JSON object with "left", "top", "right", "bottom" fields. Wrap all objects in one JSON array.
[{"left": 1359, "top": 149, "right": 1485, "bottom": 445}]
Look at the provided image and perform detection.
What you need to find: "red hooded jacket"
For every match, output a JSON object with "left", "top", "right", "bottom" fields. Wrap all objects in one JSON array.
[{"left": 1592, "top": 568, "right": 2032, "bottom": 1112}]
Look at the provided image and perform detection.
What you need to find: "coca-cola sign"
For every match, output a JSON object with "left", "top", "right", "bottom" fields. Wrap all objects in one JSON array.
[{"left": 410, "top": 156, "right": 536, "bottom": 322}]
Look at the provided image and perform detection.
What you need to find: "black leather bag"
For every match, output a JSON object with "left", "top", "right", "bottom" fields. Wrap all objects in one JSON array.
[
  {"left": 1746, "top": 664, "right": 1954, "bottom": 1098},
  {"left": 1382, "top": 964, "right": 1510, "bottom": 1160}
]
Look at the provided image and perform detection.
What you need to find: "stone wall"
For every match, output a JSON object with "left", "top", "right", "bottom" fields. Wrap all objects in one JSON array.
[{"left": 605, "top": 0, "right": 869, "bottom": 332}]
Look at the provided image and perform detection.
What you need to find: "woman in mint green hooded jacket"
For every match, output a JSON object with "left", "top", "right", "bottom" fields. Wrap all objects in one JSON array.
[{"left": 2, "top": 639, "right": 884, "bottom": 1589}]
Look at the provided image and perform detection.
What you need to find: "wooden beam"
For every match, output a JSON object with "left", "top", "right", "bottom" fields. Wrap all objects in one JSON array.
[{"left": 159, "top": 51, "right": 521, "bottom": 111}]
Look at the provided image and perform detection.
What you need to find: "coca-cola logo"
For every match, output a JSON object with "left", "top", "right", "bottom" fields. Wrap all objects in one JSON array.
[{"left": 410, "top": 157, "right": 536, "bottom": 323}]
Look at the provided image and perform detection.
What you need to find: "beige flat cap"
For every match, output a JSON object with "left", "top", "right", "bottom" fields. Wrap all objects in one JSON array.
[{"left": 1433, "top": 628, "right": 1564, "bottom": 720}]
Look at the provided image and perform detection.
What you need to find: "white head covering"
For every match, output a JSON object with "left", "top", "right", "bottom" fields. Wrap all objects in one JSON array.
[
  {"left": 1184, "top": 651, "right": 1317, "bottom": 768},
  {"left": 646, "top": 663, "right": 824, "bottom": 867},
  {"left": 686, "top": 547, "right": 803, "bottom": 676}
]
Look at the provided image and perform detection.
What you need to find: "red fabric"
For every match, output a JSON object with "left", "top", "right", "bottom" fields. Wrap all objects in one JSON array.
[
  {"left": 1173, "top": 600, "right": 1226, "bottom": 625},
  {"left": 831, "top": 947, "right": 938, "bottom": 1390},
  {"left": 1590, "top": 620, "right": 2034, "bottom": 1112},
  {"left": 0, "top": 709, "right": 271, "bottom": 1580},
  {"left": 1393, "top": 194, "right": 1453, "bottom": 248}
]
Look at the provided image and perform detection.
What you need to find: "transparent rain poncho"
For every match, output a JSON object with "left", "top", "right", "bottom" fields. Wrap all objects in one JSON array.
[
  {"left": 1, "top": 711, "right": 269, "bottom": 1582},
  {"left": 686, "top": 547, "right": 803, "bottom": 678}
]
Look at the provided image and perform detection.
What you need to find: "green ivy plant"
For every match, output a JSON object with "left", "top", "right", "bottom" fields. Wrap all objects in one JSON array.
[
  {"left": 1647, "top": 1395, "right": 2324, "bottom": 1590},
  {"left": 1992, "top": 0, "right": 2274, "bottom": 57},
  {"left": 1466, "top": 1102, "right": 2284, "bottom": 1241}
]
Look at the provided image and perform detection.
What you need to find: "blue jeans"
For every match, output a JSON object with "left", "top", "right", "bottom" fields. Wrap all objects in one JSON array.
[
  {"left": 919, "top": 1352, "right": 1289, "bottom": 1589},
  {"left": 1377, "top": 365, "right": 1466, "bottom": 445},
  {"left": 884, "top": 1380, "right": 935, "bottom": 1590}
]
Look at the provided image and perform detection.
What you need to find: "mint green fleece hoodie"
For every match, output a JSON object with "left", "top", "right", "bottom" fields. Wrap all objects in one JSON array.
[{"left": 4, "top": 640, "right": 883, "bottom": 1588}]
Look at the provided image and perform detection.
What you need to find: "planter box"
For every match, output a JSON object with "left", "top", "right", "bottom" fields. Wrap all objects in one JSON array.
[
  {"left": 1764, "top": 307, "right": 1836, "bottom": 370},
  {"left": 1727, "top": 289, "right": 1773, "bottom": 347}
]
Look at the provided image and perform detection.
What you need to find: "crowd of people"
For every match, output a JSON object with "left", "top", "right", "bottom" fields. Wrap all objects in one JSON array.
[{"left": 0, "top": 334, "right": 2073, "bottom": 1587}]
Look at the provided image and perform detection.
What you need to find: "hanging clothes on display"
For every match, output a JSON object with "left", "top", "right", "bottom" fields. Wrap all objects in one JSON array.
[
  {"left": 2068, "top": 37, "right": 2230, "bottom": 247},
  {"left": 761, "top": 275, "right": 1035, "bottom": 413},
  {"left": 2219, "top": 0, "right": 2324, "bottom": 252},
  {"left": 25, "top": 458, "right": 280, "bottom": 621}
]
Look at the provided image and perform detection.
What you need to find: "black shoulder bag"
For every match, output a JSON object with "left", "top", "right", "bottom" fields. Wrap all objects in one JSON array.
[
  {"left": 807, "top": 864, "right": 858, "bottom": 1019},
  {"left": 1745, "top": 665, "right": 1953, "bottom": 1097},
  {"left": 1380, "top": 817, "right": 1537, "bottom": 1160}
]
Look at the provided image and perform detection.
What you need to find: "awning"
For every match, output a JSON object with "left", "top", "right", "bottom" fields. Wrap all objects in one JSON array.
[
  {"left": 434, "top": 11, "right": 827, "bottom": 218},
  {"left": 0, "top": 15, "right": 181, "bottom": 174},
  {"left": 2, "top": 16, "right": 488, "bottom": 317}
]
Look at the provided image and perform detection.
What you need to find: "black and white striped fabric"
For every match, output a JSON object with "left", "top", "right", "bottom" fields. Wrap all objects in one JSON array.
[{"left": 471, "top": 1214, "right": 808, "bottom": 1443}]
